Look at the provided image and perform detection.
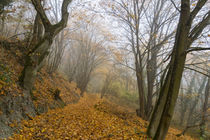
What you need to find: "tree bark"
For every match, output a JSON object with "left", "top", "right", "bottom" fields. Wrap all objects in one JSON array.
[
  {"left": 19, "top": 37, "right": 52, "bottom": 90},
  {"left": 200, "top": 77, "right": 210, "bottom": 139},
  {"left": 146, "top": 49, "right": 158, "bottom": 118},
  {"left": 29, "top": 13, "right": 44, "bottom": 48},
  {"left": 147, "top": 0, "right": 210, "bottom": 139},
  {"left": 136, "top": 63, "right": 146, "bottom": 119}
]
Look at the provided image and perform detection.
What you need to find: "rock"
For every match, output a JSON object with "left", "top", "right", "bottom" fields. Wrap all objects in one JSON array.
[{"left": 0, "top": 90, "right": 36, "bottom": 138}]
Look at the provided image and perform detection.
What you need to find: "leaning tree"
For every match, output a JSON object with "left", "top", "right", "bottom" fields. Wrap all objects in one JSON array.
[
  {"left": 19, "top": 0, "right": 73, "bottom": 91},
  {"left": 147, "top": 0, "right": 210, "bottom": 139}
]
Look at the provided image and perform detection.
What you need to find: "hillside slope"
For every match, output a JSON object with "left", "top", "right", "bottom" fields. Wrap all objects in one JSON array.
[{"left": 0, "top": 40, "right": 80, "bottom": 138}]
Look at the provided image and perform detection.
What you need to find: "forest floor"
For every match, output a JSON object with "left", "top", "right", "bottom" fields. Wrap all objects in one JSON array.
[
  {"left": 10, "top": 94, "right": 195, "bottom": 140},
  {"left": 0, "top": 41, "right": 196, "bottom": 140}
]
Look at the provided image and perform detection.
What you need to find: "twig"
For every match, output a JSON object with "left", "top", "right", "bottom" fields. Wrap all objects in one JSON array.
[
  {"left": 170, "top": 0, "right": 181, "bottom": 12},
  {"left": 8, "top": 32, "right": 30, "bottom": 39},
  {"left": 184, "top": 66, "right": 210, "bottom": 77}
]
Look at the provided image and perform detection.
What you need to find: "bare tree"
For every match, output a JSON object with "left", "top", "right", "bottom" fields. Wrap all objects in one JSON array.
[
  {"left": 144, "top": 0, "right": 176, "bottom": 118},
  {"left": 200, "top": 74, "right": 210, "bottom": 139},
  {"left": 63, "top": 30, "right": 108, "bottom": 96},
  {"left": 102, "top": 0, "right": 177, "bottom": 119},
  {"left": 177, "top": 75, "right": 207, "bottom": 136},
  {"left": 19, "top": 0, "right": 73, "bottom": 91},
  {"left": 101, "top": 68, "right": 116, "bottom": 99},
  {"left": 46, "top": 0, "right": 69, "bottom": 74},
  {"left": 147, "top": 0, "right": 210, "bottom": 139},
  {"left": 47, "top": 31, "right": 67, "bottom": 74}
]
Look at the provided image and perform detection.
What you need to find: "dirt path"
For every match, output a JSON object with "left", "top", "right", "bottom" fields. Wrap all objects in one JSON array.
[{"left": 10, "top": 94, "right": 195, "bottom": 140}]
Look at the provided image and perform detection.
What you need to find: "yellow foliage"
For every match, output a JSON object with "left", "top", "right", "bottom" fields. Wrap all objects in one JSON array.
[
  {"left": 192, "top": 3, "right": 196, "bottom": 6},
  {"left": 11, "top": 94, "right": 195, "bottom": 140},
  {"left": 0, "top": 42, "right": 196, "bottom": 140}
]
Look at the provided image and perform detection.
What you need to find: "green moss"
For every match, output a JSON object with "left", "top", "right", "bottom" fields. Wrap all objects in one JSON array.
[{"left": 0, "top": 62, "right": 12, "bottom": 84}]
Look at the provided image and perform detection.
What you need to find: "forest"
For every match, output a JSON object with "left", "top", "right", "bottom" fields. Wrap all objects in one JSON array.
[{"left": 0, "top": 0, "right": 209, "bottom": 139}]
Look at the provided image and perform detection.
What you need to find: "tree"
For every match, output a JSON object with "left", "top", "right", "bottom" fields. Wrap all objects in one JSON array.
[
  {"left": 101, "top": 0, "right": 177, "bottom": 119},
  {"left": 179, "top": 72, "right": 196, "bottom": 126},
  {"left": 144, "top": 0, "right": 176, "bottom": 118},
  {"left": 47, "top": 31, "right": 66, "bottom": 74},
  {"left": 27, "top": 13, "right": 44, "bottom": 48},
  {"left": 186, "top": 76, "right": 206, "bottom": 125},
  {"left": 19, "top": 0, "right": 73, "bottom": 91},
  {"left": 46, "top": 0, "right": 69, "bottom": 74},
  {"left": 0, "top": 0, "right": 13, "bottom": 15},
  {"left": 63, "top": 30, "right": 108, "bottom": 96},
  {"left": 101, "top": 67, "right": 117, "bottom": 99},
  {"left": 200, "top": 74, "right": 210, "bottom": 139},
  {"left": 147, "top": 0, "right": 210, "bottom": 139},
  {"left": 101, "top": 0, "right": 148, "bottom": 118}
]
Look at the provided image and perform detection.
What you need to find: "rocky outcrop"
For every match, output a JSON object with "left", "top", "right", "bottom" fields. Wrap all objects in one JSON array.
[
  {"left": 0, "top": 90, "right": 36, "bottom": 138},
  {"left": 0, "top": 89, "right": 68, "bottom": 138}
]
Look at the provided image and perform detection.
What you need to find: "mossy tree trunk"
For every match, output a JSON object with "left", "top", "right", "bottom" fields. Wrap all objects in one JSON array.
[
  {"left": 136, "top": 66, "right": 146, "bottom": 119},
  {"left": 19, "top": 0, "right": 73, "bottom": 91},
  {"left": 147, "top": 0, "right": 210, "bottom": 139},
  {"left": 200, "top": 76, "right": 210, "bottom": 139}
]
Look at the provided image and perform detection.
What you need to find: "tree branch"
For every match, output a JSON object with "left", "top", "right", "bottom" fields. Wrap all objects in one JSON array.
[
  {"left": 31, "top": 0, "right": 72, "bottom": 34},
  {"left": 53, "top": 0, "right": 72, "bottom": 35},
  {"left": 189, "top": 10, "right": 210, "bottom": 43},
  {"left": 189, "top": 0, "right": 208, "bottom": 23},
  {"left": 115, "top": 62, "right": 136, "bottom": 72},
  {"left": 31, "top": 0, "right": 52, "bottom": 30},
  {"left": 186, "top": 47, "right": 210, "bottom": 54},
  {"left": 184, "top": 67, "right": 210, "bottom": 78},
  {"left": 170, "top": 0, "right": 180, "bottom": 12}
]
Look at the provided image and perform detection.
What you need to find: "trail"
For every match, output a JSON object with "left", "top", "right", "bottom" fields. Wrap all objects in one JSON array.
[{"left": 10, "top": 94, "right": 195, "bottom": 140}]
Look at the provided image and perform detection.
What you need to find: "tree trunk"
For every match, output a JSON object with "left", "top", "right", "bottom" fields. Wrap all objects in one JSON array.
[
  {"left": 101, "top": 75, "right": 111, "bottom": 99},
  {"left": 78, "top": 74, "right": 91, "bottom": 97},
  {"left": 136, "top": 67, "right": 146, "bottom": 119},
  {"left": 0, "top": 12, "right": 6, "bottom": 34},
  {"left": 200, "top": 77, "right": 210, "bottom": 139},
  {"left": 147, "top": 1, "right": 191, "bottom": 138},
  {"left": 147, "top": 61, "right": 174, "bottom": 138},
  {"left": 100, "top": 87, "right": 106, "bottom": 99},
  {"left": 19, "top": 0, "right": 72, "bottom": 91},
  {"left": 19, "top": 38, "right": 52, "bottom": 90},
  {"left": 146, "top": 50, "right": 158, "bottom": 118},
  {"left": 154, "top": 41, "right": 188, "bottom": 140},
  {"left": 147, "top": 0, "right": 210, "bottom": 137},
  {"left": 29, "top": 13, "right": 44, "bottom": 48},
  {"left": 47, "top": 31, "right": 65, "bottom": 74}
]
